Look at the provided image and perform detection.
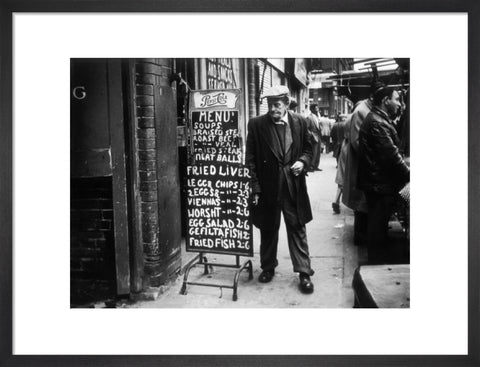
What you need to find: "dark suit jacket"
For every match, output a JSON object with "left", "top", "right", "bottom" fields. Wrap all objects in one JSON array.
[
  {"left": 245, "top": 112, "right": 313, "bottom": 230},
  {"left": 358, "top": 106, "right": 410, "bottom": 195}
]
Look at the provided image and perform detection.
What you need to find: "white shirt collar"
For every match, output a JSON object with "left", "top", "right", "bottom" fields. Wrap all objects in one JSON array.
[{"left": 274, "top": 112, "right": 289, "bottom": 125}]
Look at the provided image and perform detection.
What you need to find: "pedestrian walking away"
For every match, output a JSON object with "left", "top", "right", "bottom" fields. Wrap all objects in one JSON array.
[
  {"left": 246, "top": 85, "right": 315, "bottom": 294},
  {"left": 332, "top": 114, "right": 349, "bottom": 214},
  {"left": 318, "top": 112, "right": 332, "bottom": 154}
]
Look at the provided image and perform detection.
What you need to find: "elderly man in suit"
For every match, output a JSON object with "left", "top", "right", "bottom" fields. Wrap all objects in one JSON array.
[{"left": 246, "top": 85, "right": 315, "bottom": 294}]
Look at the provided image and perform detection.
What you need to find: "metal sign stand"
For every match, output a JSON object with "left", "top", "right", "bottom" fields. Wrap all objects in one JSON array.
[
  {"left": 183, "top": 88, "right": 253, "bottom": 302},
  {"left": 180, "top": 252, "right": 253, "bottom": 301}
]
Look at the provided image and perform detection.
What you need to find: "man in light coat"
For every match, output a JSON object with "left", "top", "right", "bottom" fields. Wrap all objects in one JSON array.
[
  {"left": 342, "top": 96, "right": 373, "bottom": 246},
  {"left": 318, "top": 112, "right": 332, "bottom": 154},
  {"left": 246, "top": 85, "right": 315, "bottom": 294}
]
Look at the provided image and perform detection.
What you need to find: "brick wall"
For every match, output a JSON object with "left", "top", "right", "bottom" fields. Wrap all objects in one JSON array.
[
  {"left": 134, "top": 58, "right": 181, "bottom": 287},
  {"left": 70, "top": 177, "right": 116, "bottom": 303}
]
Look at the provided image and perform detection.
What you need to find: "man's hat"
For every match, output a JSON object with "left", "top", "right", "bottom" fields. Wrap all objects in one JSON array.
[
  {"left": 261, "top": 85, "right": 290, "bottom": 100},
  {"left": 370, "top": 80, "right": 386, "bottom": 95}
]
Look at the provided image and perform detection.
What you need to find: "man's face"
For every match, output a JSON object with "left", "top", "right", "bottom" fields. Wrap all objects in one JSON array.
[
  {"left": 268, "top": 98, "right": 289, "bottom": 121},
  {"left": 311, "top": 105, "right": 319, "bottom": 114},
  {"left": 385, "top": 90, "right": 401, "bottom": 118}
]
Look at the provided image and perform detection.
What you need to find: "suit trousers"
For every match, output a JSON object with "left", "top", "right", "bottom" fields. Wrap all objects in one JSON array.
[
  {"left": 259, "top": 189, "right": 314, "bottom": 276},
  {"left": 310, "top": 140, "right": 321, "bottom": 170},
  {"left": 365, "top": 192, "right": 395, "bottom": 264}
]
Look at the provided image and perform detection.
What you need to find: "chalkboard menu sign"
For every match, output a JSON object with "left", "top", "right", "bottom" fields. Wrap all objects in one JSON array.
[{"left": 186, "top": 89, "right": 253, "bottom": 257}]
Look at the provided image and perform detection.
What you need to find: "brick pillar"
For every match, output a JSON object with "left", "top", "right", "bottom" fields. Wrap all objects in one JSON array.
[
  {"left": 134, "top": 59, "right": 181, "bottom": 287},
  {"left": 247, "top": 58, "right": 258, "bottom": 120}
]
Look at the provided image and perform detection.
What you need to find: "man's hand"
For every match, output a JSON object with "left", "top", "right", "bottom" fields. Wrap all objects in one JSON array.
[
  {"left": 290, "top": 161, "right": 305, "bottom": 176},
  {"left": 252, "top": 193, "right": 260, "bottom": 206}
]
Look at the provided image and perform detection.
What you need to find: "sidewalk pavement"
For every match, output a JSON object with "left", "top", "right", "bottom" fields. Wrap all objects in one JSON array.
[{"left": 126, "top": 153, "right": 361, "bottom": 308}]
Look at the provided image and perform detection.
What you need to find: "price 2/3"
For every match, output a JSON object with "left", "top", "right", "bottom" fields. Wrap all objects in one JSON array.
[{"left": 236, "top": 196, "right": 248, "bottom": 207}]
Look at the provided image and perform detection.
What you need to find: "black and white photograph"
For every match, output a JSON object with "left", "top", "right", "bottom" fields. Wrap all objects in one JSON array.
[
  {"left": 6, "top": 9, "right": 473, "bottom": 363},
  {"left": 70, "top": 58, "right": 410, "bottom": 308}
]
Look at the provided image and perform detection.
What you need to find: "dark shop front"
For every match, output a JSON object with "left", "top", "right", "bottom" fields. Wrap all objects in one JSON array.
[
  {"left": 71, "top": 59, "right": 181, "bottom": 304},
  {"left": 70, "top": 58, "right": 250, "bottom": 304}
]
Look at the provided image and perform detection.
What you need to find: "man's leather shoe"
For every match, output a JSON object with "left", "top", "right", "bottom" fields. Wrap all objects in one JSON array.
[
  {"left": 258, "top": 270, "right": 274, "bottom": 283},
  {"left": 299, "top": 273, "right": 314, "bottom": 294}
]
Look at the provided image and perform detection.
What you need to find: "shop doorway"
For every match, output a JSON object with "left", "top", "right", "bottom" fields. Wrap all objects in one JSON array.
[{"left": 70, "top": 59, "right": 130, "bottom": 304}]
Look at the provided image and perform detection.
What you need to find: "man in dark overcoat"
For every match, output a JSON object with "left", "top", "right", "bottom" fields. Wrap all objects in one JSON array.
[
  {"left": 245, "top": 85, "right": 315, "bottom": 294},
  {"left": 306, "top": 104, "right": 322, "bottom": 171},
  {"left": 358, "top": 85, "right": 410, "bottom": 264}
]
